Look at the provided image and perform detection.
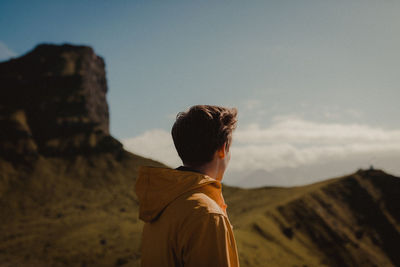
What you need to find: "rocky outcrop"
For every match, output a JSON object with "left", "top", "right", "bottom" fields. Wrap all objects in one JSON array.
[{"left": 0, "top": 44, "right": 121, "bottom": 160}]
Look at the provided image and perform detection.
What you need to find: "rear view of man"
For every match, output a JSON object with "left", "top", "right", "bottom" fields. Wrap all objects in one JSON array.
[{"left": 135, "top": 105, "right": 239, "bottom": 266}]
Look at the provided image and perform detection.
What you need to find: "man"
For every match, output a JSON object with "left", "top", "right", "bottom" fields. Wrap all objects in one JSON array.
[{"left": 135, "top": 105, "right": 239, "bottom": 267}]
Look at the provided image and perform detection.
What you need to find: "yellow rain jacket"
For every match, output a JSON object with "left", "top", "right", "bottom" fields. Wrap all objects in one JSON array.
[{"left": 135, "top": 166, "right": 239, "bottom": 267}]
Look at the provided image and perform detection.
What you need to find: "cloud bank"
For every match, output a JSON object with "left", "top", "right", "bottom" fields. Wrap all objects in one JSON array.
[
  {"left": 231, "top": 117, "right": 400, "bottom": 171},
  {"left": 122, "top": 116, "right": 400, "bottom": 186}
]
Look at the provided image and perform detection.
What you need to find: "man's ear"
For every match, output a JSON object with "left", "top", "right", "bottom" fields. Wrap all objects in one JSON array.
[{"left": 218, "top": 142, "right": 227, "bottom": 159}]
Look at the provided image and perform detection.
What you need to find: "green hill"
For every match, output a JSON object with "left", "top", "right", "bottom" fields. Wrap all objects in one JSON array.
[
  {"left": 0, "top": 153, "right": 163, "bottom": 267},
  {"left": 223, "top": 169, "right": 400, "bottom": 266}
]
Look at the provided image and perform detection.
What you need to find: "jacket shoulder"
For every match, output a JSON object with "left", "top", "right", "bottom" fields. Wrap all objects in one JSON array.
[
  {"left": 167, "top": 191, "right": 226, "bottom": 218},
  {"left": 188, "top": 192, "right": 225, "bottom": 215}
]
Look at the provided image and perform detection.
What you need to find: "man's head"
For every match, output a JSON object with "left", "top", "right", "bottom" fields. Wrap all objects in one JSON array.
[{"left": 171, "top": 105, "right": 238, "bottom": 167}]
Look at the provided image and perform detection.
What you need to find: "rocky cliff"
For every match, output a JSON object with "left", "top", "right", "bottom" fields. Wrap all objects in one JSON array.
[{"left": 0, "top": 44, "right": 121, "bottom": 161}]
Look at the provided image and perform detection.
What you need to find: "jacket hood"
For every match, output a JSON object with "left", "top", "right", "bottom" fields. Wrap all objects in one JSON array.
[{"left": 135, "top": 166, "right": 225, "bottom": 222}]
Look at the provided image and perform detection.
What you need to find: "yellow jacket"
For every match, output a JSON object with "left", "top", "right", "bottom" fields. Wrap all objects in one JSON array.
[{"left": 135, "top": 166, "right": 239, "bottom": 267}]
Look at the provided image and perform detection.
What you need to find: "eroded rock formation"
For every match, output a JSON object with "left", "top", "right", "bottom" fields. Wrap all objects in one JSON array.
[{"left": 0, "top": 44, "right": 121, "bottom": 160}]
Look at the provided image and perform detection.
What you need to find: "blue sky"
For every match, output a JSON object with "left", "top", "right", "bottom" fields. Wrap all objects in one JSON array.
[{"left": 1, "top": 1, "right": 400, "bottom": 185}]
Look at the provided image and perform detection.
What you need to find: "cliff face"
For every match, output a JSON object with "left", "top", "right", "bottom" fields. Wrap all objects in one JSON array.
[{"left": 0, "top": 44, "right": 120, "bottom": 160}]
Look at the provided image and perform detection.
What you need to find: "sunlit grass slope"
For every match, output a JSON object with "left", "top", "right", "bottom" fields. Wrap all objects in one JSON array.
[
  {"left": 0, "top": 151, "right": 164, "bottom": 267},
  {"left": 223, "top": 169, "right": 400, "bottom": 267},
  {"left": 1, "top": 151, "right": 399, "bottom": 267}
]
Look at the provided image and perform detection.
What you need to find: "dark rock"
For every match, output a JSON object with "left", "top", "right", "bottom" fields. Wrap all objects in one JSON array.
[
  {"left": 0, "top": 43, "right": 122, "bottom": 160},
  {"left": 115, "top": 258, "right": 128, "bottom": 266},
  {"left": 282, "top": 227, "right": 294, "bottom": 239},
  {"left": 355, "top": 230, "right": 363, "bottom": 239}
]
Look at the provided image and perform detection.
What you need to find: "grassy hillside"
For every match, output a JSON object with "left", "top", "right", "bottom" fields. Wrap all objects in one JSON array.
[
  {"left": 223, "top": 169, "right": 400, "bottom": 267},
  {"left": 0, "top": 151, "right": 164, "bottom": 267},
  {"left": 1, "top": 150, "right": 399, "bottom": 267}
]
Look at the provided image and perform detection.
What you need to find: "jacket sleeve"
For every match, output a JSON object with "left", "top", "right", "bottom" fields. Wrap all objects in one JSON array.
[{"left": 181, "top": 212, "right": 239, "bottom": 267}]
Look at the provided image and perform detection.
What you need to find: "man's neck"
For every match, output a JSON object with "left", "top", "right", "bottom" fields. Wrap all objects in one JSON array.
[{"left": 183, "top": 159, "right": 223, "bottom": 181}]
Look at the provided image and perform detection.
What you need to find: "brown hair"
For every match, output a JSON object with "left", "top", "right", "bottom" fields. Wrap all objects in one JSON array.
[{"left": 171, "top": 105, "right": 238, "bottom": 166}]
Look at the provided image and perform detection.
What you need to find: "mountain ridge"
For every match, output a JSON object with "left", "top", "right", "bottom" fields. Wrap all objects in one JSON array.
[{"left": 223, "top": 169, "right": 400, "bottom": 266}]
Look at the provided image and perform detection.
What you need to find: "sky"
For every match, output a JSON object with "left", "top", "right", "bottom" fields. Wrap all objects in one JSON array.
[{"left": 1, "top": 1, "right": 399, "bottom": 186}]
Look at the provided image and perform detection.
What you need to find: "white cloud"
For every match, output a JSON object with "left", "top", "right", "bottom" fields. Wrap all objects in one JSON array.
[
  {"left": 235, "top": 117, "right": 400, "bottom": 146},
  {"left": 230, "top": 117, "right": 400, "bottom": 172},
  {"left": 0, "top": 41, "right": 16, "bottom": 61},
  {"left": 122, "top": 129, "right": 181, "bottom": 167},
  {"left": 122, "top": 117, "right": 400, "bottom": 186}
]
